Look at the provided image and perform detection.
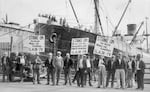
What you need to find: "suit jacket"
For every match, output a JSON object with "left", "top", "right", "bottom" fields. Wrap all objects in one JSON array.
[
  {"left": 137, "top": 60, "right": 145, "bottom": 73},
  {"left": 45, "top": 58, "right": 54, "bottom": 69},
  {"left": 64, "top": 57, "right": 73, "bottom": 69},
  {"left": 93, "top": 58, "right": 99, "bottom": 69},
  {"left": 127, "top": 60, "right": 136, "bottom": 72},
  {"left": 106, "top": 59, "right": 115, "bottom": 71},
  {"left": 115, "top": 59, "right": 126, "bottom": 70},
  {"left": 32, "top": 57, "right": 42, "bottom": 70},
  {"left": 1, "top": 56, "right": 10, "bottom": 66}
]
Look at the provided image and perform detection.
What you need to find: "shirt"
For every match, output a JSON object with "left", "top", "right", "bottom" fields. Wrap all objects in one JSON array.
[
  {"left": 3, "top": 57, "right": 7, "bottom": 65},
  {"left": 136, "top": 60, "right": 140, "bottom": 70},
  {"left": 119, "top": 59, "right": 121, "bottom": 64},
  {"left": 86, "top": 59, "right": 91, "bottom": 68},
  {"left": 49, "top": 58, "right": 52, "bottom": 64},
  {"left": 128, "top": 61, "right": 132, "bottom": 69},
  {"left": 111, "top": 61, "right": 114, "bottom": 69},
  {"left": 20, "top": 58, "right": 25, "bottom": 65},
  {"left": 55, "top": 56, "right": 63, "bottom": 69},
  {"left": 78, "top": 59, "right": 83, "bottom": 68},
  {"left": 98, "top": 59, "right": 104, "bottom": 67}
]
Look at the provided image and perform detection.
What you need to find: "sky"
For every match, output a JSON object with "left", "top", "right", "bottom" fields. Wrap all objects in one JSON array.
[{"left": 0, "top": 0, "right": 150, "bottom": 36}]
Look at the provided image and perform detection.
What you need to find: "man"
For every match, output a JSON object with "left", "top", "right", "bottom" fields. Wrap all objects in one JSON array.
[
  {"left": 92, "top": 55, "right": 99, "bottom": 82},
  {"left": 115, "top": 53, "right": 126, "bottom": 89},
  {"left": 45, "top": 53, "right": 55, "bottom": 85},
  {"left": 126, "top": 56, "right": 135, "bottom": 88},
  {"left": 77, "top": 55, "right": 87, "bottom": 87},
  {"left": 17, "top": 54, "right": 26, "bottom": 82},
  {"left": 106, "top": 55, "right": 116, "bottom": 88},
  {"left": 131, "top": 56, "right": 136, "bottom": 86},
  {"left": 97, "top": 55, "right": 106, "bottom": 88},
  {"left": 1, "top": 52, "right": 10, "bottom": 82},
  {"left": 53, "top": 51, "right": 64, "bottom": 85},
  {"left": 136, "top": 54, "right": 145, "bottom": 90},
  {"left": 63, "top": 53, "right": 73, "bottom": 85},
  {"left": 72, "top": 55, "right": 81, "bottom": 85},
  {"left": 85, "top": 55, "right": 92, "bottom": 86},
  {"left": 32, "top": 54, "right": 42, "bottom": 84}
]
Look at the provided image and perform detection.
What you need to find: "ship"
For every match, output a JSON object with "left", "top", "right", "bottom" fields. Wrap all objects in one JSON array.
[{"left": 34, "top": 0, "right": 150, "bottom": 82}]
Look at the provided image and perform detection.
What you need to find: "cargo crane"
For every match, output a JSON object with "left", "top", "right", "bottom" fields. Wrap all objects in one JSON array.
[
  {"left": 112, "top": 0, "right": 132, "bottom": 36},
  {"left": 129, "top": 21, "right": 144, "bottom": 45},
  {"left": 69, "top": 0, "right": 80, "bottom": 27}
]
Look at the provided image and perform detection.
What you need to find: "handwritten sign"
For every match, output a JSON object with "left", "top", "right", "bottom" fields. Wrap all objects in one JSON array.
[
  {"left": 93, "top": 36, "right": 114, "bottom": 57},
  {"left": 28, "top": 35, "right": 45, "bottom": 52},
  {"left": 71, "top": 38, "right": 89, "bottom": 55}
]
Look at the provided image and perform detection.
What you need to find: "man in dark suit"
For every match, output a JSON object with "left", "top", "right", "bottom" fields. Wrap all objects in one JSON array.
[
  {"left": 106, "top": 55, "right": 116, "bottom": 88},
  {"left": 136, "top": 54, "right": 145, "bottom": 90},
  {"left": 63, "top": 53, "right": 73, "bottom": 85},
  {"left": 1, "top": 52, "right": 10, "bottom": 82},
  {"left": 45, "top": 53, "right": 55, "bottom": 85}
]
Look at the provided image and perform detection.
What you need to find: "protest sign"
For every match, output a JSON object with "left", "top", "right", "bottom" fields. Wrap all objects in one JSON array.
[
  {"left": 71, "top": 38, "right": 89, "bottom": 55},
  {"left": 93, "top": 36, "right": 114, "bottom": 57},
  {"left": 28, "top": 35, "right": 45, "bottom": 52}
]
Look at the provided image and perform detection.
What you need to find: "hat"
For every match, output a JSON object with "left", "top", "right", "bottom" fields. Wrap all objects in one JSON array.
[
  {"left": 48, "top": 53, "right": 53, "bottom": 56},
  {"left": 57, "top": 51, "right": 61, "bottom": 54}
]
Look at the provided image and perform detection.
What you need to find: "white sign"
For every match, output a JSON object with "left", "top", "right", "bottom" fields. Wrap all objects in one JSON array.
[
  {"left": 71, "top": 38, "right": 89, "bottom": 55},
  {"left": 28, "top": 35, "right": 45, "bottom": 52},
  {"left": 93, "top": 36, "right": 114, "bottom": 57}
]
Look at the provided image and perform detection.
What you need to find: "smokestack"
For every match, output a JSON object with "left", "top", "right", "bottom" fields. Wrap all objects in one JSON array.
[{"left": 127, "top": 24, "right": 136, "bottom": 36}]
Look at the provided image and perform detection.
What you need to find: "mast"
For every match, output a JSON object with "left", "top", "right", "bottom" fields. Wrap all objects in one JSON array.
[
  {"left": 94, "top": 0, "right": 99, "bottom": 34},
  {"left": 69, "top": 0, "right": 80, "bottom": 27},
  {"left": 112, "top": 0, "right": 131, "bottom": 36},
  {"left": 146, "top": 17, "right": 149, "bottom": 52},
  {"left": 94, "top": 0, "right": 104, "bottom": 35},
  {"left": 130, "top": 21, "right": 144, "bottom": 45}
]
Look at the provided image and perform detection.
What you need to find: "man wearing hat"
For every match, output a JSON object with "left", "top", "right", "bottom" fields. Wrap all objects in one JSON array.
[{"left": 53, "top": 51, "right": 64, "bottom": 85}]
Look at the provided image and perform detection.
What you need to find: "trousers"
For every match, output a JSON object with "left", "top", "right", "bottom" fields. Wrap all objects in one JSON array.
[
  {"left": 115, "top": 69, "right": 125, "bottom": 88},
  {"left": 47, "top": 68, "right": 55, "bottom": 85},
  {"left": 137, "top": 70, "right": 144, "bottom": 89},
  {"left": 106, "top": 70, "right": 115, "bottom": 87},
  {"left": 33, "top": 69, "right": 40, "bottom": 84},
  {"left": 64, "top": 68, "right": 72, "bottom": 85},
  {"left": 97, "top": 66, "right": 106, "bottom": 88}
]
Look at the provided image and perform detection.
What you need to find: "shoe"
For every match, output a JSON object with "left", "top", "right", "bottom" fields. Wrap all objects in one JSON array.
[
  {"left": 46, "top": 83, "right": 49, "bottom": 85},
  {"left": 77, "top": 84, "right": 80, "bottom": 87},
  {"left": 69, "top": 83, "right": 72, "bottom": 86},
  {"left": 136, "top": 88, "right": 140, "bottom": 90},
  {"left": 38, "top": 82, "right": 41, "bottom": 84},
  {"left": 72, "top": 81, "right": 75, "bottom": 83},
  {"left": 89, "top": 83, "right": 92, "bottom": 86},
  {"left": 122, "top": 87, "right": 125, "bottom": 89},
  {"left": 52, "top": 84, "right": 55, "bottom": 86},
  {"left": 97, "top": 86, "right": 100, "bottom": 88},
  {"left": 140, "top": 88, "right": 144, "bottom": 90}
]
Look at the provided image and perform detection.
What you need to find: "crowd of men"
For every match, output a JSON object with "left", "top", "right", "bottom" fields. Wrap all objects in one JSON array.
[{"left": 0, "top": 51, "right": 145, "bottom": 90}]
